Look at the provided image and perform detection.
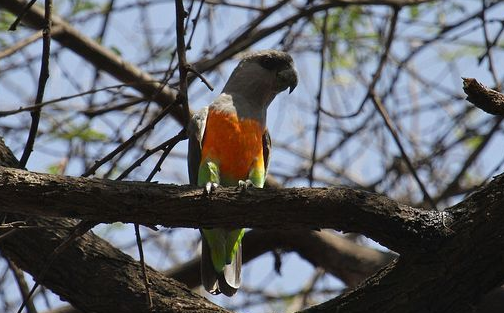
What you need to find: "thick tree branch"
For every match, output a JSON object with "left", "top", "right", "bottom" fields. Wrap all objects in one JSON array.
[
  {"left": 0, "top": 216, "right": 228, "bottom": 313},
  {"left": 303, "top": 172, "right": 504, "bottom": 313},
  {"left": 463, "top": 77, "right": 504, "bottom": 116},
  {"left": 38, "top": 228, "right": 396, "bottom": 313},
  {"left": 0, "top": 166, "right": 449, "bottom": 254}
]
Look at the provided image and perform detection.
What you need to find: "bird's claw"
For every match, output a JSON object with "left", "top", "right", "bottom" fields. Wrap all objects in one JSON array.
[
  {"left": 203, "top": 182, "right": 219, "bottom": 197},
  {"left": 237, "top": 179, "right": 254, "bottom": 192}
]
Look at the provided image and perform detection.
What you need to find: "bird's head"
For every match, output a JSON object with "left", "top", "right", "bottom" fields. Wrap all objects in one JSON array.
[
  {"left": 223, "top": 50, "right": 298, "bottom": 108},
  {"left": 243, "top": 50, "right": 298, "bottom": 94}
]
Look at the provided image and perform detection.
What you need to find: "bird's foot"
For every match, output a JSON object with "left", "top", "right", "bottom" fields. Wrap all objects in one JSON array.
[
  {"left": 203, "top": 182, "right": 219, "bottom": 197},
  {"left": 237, "top": 179, "right": 254, "bottom": 192}
]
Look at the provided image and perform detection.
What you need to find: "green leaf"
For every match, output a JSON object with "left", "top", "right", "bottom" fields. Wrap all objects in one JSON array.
[
  {"left": 315, "top": 7, "right": 374, "bottom": 72},
  {"left": 465, "top": 135, "right": 484, "bottom": 150},
  {"left": 57, "top": 124, "right": 107, "bottom": 142},
  {"left": 409, "top": 6, "right": 420, "bottom": 19},
  {"left": 0, "top": 11, "right": 16, "bottom": 30},
  {"left": 71, "top": 0, "right": 99, "bottom": 14},
  {"left": 47, "top": 163, "right": 62, "bottom": 175}
]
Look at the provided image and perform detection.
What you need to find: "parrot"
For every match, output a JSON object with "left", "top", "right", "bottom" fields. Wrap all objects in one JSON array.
[{"left": 187, "top": 50, "right": 298, "bottom": 296}]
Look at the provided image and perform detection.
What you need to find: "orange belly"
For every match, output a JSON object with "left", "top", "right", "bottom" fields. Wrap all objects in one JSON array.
[{"left": 201, "top": 109, "right": 264, "bottom": 184}]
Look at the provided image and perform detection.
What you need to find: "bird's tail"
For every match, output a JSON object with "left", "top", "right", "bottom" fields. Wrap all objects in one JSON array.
[{"left": 201, "top": 235, "right": 241, "bottom": 296}]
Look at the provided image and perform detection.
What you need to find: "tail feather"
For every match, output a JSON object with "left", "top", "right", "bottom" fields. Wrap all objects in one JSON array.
[
  {"left": 201, "top": 236, "right": 242, "bottom": 296},
  {"left": 219, "top": 243, "right": 241, "bottom": 296},
  {"left": 201, "top": 235, "right": 220, "bottom": 294}
]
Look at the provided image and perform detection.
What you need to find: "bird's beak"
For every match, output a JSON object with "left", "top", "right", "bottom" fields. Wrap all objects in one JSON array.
[
  {"left": 278, "top": 67, "right": 298, "bottom": 94},
  {"left": 288, "top": 68, "right": 298, "bottom": 94},
  {"left": 289, "top": 81, "right": 297, "bottom": 94}
]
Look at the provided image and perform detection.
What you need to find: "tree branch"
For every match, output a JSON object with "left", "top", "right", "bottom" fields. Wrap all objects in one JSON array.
[
  {"left": 302, "top": 173, "right": 504, "bottom": 313},
  {"left": 18, "top": 0, "right": 52, "bottom": 168},
  {"left": 463, "top": 77, "right": 504, "bottom": 116},
  {"left": 0, "top": 0, "right": 435, "bottom": 128},
  {"left": 0, "top": 166, "right": 449, "bottom": 253},
  {"left": 0, "top": 215, "right": 228, "bottom": 313}
]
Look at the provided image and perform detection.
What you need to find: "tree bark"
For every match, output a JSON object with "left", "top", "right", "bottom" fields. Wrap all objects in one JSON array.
[
  {"left": 1, "top": 216, "right": 229, "bottom": 313},
  {"left": 0, "top": 166, "right": 447, "bottom": 254},
  {"left": 463, "top": 77, "right": 504, "bottom": 116}
]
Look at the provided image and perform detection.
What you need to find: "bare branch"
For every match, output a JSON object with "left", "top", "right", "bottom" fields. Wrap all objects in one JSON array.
[
  {"left": 0, "top": 165, "right": 460, "bottom": 253},
  {"left": 463, "top": 77, "right": 504, "bottom": 117},
  {"left": 18, "top": 0, "right": 52, "bottom": 168},
  {"left": 175, "top": 0, "right": 191, "bottom": 127}
]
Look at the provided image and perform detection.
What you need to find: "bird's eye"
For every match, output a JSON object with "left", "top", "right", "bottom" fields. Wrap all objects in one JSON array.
[{"left": 259, "top": 57, "right": 277, "bottom": 70}]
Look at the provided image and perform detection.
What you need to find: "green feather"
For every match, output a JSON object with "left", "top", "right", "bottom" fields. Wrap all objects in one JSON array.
[
  {"left": 198, "top": 159, "right": 220, "bottom": 185},
  {"left": 198, "top": 159, "right": 264, "bottom": 272}
]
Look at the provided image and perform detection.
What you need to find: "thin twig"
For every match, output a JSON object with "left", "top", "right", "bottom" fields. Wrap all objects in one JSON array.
[
  {"left": 113, "top": 128, "right": 187, "bottom": 309},
  {"left": 8, "top": 260, "right": 38, "bottom": 313},
  {"left": 8, "top": 0, "right": 37, "bottom": 31},
  {"left": 368, "top": 7, "right": 435, "bottom": 208},
  {"left": 175, "top": 0, "right": 191, "bottom": 127},
  {"left": 146, "top": 129, "right": 187, "bottom": 182},
  {"left": 82, "top": 104, "right": 176, "bottom": 177},
  {"left": 119, "top": 2, "right": 197, "bottom": 296},
  {"left": 0, "top": 83, "right": 154, "bottom": 118},
  {"left": 82, "top": 97, "right": 145, "bottom": 118},
  {"left": 370, "top": 92, "right": 435, "bottom": 207},
  {"left": 116, "top": 130, "right": 187, "bottom": 180},
  {"left": 0, "top": 26, "right": 62, "bottom": 60},
  {"left": 86, "top": 0, "right": 116, "bottom": 107},
  {"left": 19, "top": 0, "right": 52, "bottom": 168},
  {"left": 186, "top": 0, "right": 205, "bottom": 50},
  {"left": 131, "top": 0, "right": 197, "bottom": 133},
  {"left": 188, "top": 66, "right": 214, "bottom": 91},
  {"left": 135, "top": 223, "right": 153, "bottom": 308},
  {"left": 125, "top": 134, "right": 188, "bottom": 308},
  {"left": 434, "top": 116, "right": 503, "bottom": 203},
  {"left": 479, "top": 0, "right": 501, "bottom": 91},
  {"left": 308, "top": 11, "right": 328, "bottom": 187}
]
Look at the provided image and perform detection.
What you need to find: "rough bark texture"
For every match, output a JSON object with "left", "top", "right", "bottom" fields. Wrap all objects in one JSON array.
[
  {"left": 0, "top": 1, "right": 503, "bottom": 312},
  {"left": 304, "top": 172, "right": 504, "bottom": 313},
  {"left": 0, "top": 166, "right": 448, "bottom": 254},
  {"left": 40, "top": 229, "right": 395, "bottom": 313},
  {"left": 1, "top": 216, "right": 228, "bottom": 313},
  {"left": 463, "top": 77, "right": 504, "bottom": 116}
]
